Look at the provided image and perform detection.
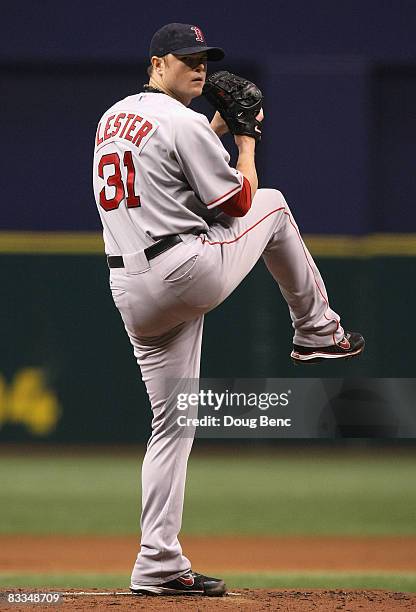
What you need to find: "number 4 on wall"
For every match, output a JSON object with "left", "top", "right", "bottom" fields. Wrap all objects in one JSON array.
[{"left": 98, "top": 151, "right": 141, "bottom": 211}]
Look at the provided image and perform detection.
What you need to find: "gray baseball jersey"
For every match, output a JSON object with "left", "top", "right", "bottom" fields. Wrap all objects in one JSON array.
[{"left": 93, "top": 93, "right": 243, "bottom": 255}]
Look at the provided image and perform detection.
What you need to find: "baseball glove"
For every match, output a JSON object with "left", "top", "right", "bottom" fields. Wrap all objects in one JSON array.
[{"left": 203, "top": 71, "right": 263, "bottom": 141}]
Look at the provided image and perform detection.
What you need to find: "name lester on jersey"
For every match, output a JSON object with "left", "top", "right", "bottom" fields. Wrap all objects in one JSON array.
[{"left": 95, "top": 112, "right": 156, "bottom": 150}]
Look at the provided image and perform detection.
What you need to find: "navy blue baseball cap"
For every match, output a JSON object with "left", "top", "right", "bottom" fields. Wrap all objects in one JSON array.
[{"left": 149, "top": 23, "right": 224, "bottom": 61}]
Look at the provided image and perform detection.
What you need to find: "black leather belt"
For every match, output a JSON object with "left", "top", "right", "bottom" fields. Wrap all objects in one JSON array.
[{"left": 107, "top": 235, "right": 182, "bottom": 269}]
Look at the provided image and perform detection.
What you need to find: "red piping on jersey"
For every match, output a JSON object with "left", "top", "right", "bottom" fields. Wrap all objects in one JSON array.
[
  {"left": 207, "top": 182, "right": 243, "bottom": 206},
  {"left": 201, "top": 206, "right": 339, "bottom": 346}
]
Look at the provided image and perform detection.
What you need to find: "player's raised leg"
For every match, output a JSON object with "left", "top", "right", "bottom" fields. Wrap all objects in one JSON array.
[
  {"left": 261, "top": 195, "right": 364, "bottom": 361},
  {"left": 206, "top": 188, "right": 364, "bottom": 361}
]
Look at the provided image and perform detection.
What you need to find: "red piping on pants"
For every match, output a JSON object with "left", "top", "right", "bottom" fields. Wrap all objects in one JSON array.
[
  {"left": 201, "top": 208, "right": 286, "bottom": 245},
  {"left": 284, "top": 211, "right": 339, "bottom": 345},
  {"left": 201, "top": 206, "right": 339, "bottom": 346}
]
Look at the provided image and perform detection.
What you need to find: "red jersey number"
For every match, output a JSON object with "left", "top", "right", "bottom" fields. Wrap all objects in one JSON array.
[{"left": 98, "top": 151, "right": 141, "bottom": 211}]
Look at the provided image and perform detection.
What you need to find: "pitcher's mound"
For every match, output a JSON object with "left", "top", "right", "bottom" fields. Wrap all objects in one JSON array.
[{"left": 2, "top": 588, "right": 415, "bottom": 611}]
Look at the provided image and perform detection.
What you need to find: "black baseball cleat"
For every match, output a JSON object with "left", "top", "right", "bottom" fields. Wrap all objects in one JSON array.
[
  {"left": 130, "top": 570, "right": 227, "bottom": 597},
  {"left": 291, "top": 331, "right": 365, "bottom": 364}
]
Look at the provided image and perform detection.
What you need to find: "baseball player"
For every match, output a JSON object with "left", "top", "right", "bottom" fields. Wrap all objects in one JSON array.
[{"left": 92, "top": 23, "right": 364, "bottom": 597}]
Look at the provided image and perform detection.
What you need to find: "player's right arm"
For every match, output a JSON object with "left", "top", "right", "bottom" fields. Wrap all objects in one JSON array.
[
  {"left": 215, "top": 127, "right": 260, "bottom": 218},
  {"left": 234, "top": 135, "right": 258, "bottom": 199},
  {"left": 210, "top": 109, "right": 262, "bottom": 215},
  {"left": 174, "top": 109, "right": 261, "bottom": 219}
]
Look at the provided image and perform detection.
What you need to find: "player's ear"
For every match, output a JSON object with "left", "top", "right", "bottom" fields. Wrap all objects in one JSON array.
[{"left": 151, "top": 55, "right": 164, "bottom": 76}]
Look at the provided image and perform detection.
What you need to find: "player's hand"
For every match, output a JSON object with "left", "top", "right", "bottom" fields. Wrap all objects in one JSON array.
[
  {"left": 210, "top": 111, "right": 229, "bottom": 137},
  {"left": 234, "top": 108, "right": 264, "bottom": 153},
  {"left": 234, "top": 108, "right": 264, "bottom": 147}
]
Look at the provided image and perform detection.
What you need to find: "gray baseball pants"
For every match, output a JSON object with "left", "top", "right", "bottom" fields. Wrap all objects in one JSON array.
[{"left": 109, "top": 189, "right": 344, "bottom": 586}]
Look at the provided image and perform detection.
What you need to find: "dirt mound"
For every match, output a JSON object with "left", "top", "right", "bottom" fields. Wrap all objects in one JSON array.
[
  {"left": 1, "top": 588, "right": 415, "bottom": 611},
  {"left": 1, "top": 535, "right": 416, "bottom": 572}
]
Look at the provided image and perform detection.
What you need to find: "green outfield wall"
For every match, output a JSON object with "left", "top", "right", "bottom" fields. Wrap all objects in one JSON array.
[{"left": 0, "top": 238, "right": 414, "bottom": 442}]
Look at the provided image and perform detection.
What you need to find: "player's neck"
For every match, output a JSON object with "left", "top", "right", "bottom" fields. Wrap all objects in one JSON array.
[
  {"left": 143, "top": 84, "right": 166, "bottom": 94},
  {"left": 147, "top": 79, "right": 191, "bottom": 106}
]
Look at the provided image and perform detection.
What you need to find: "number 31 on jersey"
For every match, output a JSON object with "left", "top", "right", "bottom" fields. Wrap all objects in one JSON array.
[{"left": 98, "top": 151, "right": 140, "bottom": 211}]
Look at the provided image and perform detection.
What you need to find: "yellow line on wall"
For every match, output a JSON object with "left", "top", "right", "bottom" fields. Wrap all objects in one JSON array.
[
  {"left": 0, "top": 232, "right": 103, "bottom": 254},
  {"left": 0, "top": 232, "right": 415, "bottom": 257},
  {"left": 305, "top": 234, "right": 416, "bottom": 257}
]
